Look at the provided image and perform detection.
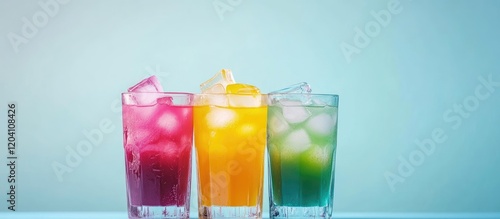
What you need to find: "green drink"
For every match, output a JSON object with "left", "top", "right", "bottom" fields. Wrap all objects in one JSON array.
[{"left": 267, "top": 94, "right": 339, "bottom": 218}]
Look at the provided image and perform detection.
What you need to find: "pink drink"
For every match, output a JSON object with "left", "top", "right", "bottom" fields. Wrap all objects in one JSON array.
[{"left": 122, "top": 92, "right": 193, "bottom": 218}]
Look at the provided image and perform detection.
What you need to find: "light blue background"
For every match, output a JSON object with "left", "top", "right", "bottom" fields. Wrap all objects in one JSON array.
[{"left": 0, "top": 0, "right": 499, "bottom": 216}]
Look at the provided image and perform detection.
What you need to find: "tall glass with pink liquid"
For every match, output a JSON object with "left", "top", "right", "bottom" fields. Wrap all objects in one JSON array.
[{"left": 122, "top": 92, "right": 194, "bottom": 219}]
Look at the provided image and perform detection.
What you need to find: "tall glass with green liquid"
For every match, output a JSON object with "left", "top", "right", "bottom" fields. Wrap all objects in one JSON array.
[{"left": 267, "top": 93, "right": 339, "bottom": 218}]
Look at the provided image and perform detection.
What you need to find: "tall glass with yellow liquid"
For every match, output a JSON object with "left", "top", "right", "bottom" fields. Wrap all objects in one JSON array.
[{"left": 194, "top": 93, "right": 267, "bottom": 218}]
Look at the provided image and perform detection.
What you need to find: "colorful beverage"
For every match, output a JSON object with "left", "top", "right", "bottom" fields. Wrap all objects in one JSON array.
[
  {"left": 194, "top": 94, "right": 267, "bottom": 218},
  {"left": 267, "top": 94, "right": 339, "bottom": 218},
  {"left": 122, "top": 92, "right": 193, "bottom": 218}
]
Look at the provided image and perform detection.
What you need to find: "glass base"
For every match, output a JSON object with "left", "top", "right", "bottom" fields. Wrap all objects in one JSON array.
[
  {"left": 198, "top": 205, "right": 262, "bottom": 218},
  {"left": 128, "top": 205, "right": 189, "bottom": 218},
  {"left": 270, "top": 206, "right": 332, "bottom": 218}
]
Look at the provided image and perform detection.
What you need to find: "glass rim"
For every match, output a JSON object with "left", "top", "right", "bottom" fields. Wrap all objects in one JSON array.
[
  {"left": 268, "top": 93, "right": 339, "bottom": 97},
  {"left": 122, "top": 92, "right": 194, "bottom": 96},
  {"left": 195, "top": 93, "right": 268, "bottom": 97}
]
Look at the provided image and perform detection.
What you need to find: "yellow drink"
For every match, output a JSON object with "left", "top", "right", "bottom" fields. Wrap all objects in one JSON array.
[{"left": 194, "top": 95, "right": 267, "bottom": 216}]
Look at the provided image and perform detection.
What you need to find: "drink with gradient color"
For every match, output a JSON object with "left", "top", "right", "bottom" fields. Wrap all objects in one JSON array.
[
  {"left": 122, "top": 76, "right": 193, "bottom": 219},
  {"left": 267, "top": 91, "right": 339, "bottom": 218},
  {"left": 194, "top": 70, "right": 267, "bottom": 218}
]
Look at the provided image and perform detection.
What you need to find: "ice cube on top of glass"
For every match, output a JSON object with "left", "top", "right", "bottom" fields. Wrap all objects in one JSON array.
[
  {"left": 227, "top": 83, "right": 262, "bottom": 107},
  {"left": 226, "top": 83, "right": 260, "bottom": 95},
  {"left": 269, "top": 82, "right": 313, "bottom": 105},
  {"left": 124, "top": 75, "right": 170, "bottom": 106},
  {"left": 269, "top": 82, "right": 311, "bottom": 94},
  {"left": 156, "top": 96, "right": 173, "bottom": 105},
  {"left": 200, "top": 69, "right": 235, "bottom": 93},
  {"left": 128, "top": 75, "right": 164, "bottom": 93}
]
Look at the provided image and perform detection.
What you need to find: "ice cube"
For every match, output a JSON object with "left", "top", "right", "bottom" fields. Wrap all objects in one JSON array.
[
  {"left": 125, "top": 105, "right": 171, "bottom": 145},
  {"left": 281, "top": 101, "right": 311, "bottom": 124},
  {"left": 128, "top": 127, "right": 161, "bottom": 145},
  {"left": 305, "top": 113, "right": 335, "bottom": 136},
  {"left": 157, "top": 112, "right": 179, "bottom": 134},
  {"left": 307, "top": 145, "right": 329, "bottom": 161},
  {"left": 125, "top": 104, "right": 162, "bottom": 129},
  {"left": 200, "top": 69, "right": 235, "bottom": 93},
  {"left": 268, "top": 113, "right": 289, "bottom": 136},
  {"left": 159, "top": 141, "right": 179, "bottom": 157},
  {"left": 226, "top": 83, "right": 262, "bottom": 107},
  {"left": 283, "top": 129, "right": 311, "bottom": 154},
  {"left": 206, "top": 95, "right": 229, "bottom": 106},
  {"left": 128, "top": 75, "right": 164, "bottom": 92},
  {"left": 126, "top": 76, "right": 164, "bottom": 106},
  {"left": 301, "top": 145, "right": 333, "bottom": 173},
  {"left": 228, "top": 95, "right": 262, "bottom": 107},
  {"left": 206, "top": 108, "right": 237, "bottom": 128},
  {"left": 205, "top": 84, "right": 226, "bottom": 93},
  {"left": 135, "top": 93, "right": 160, "bottom": 106},
  {"left": 156, "top": 96, "right": 173, "bottom": 105},
  {"left": 238, "top": 124, "right": 256, "bottom": 138},
  {"left": 194, "top": 94, "right": 229, "bottom": 106},
  {"left": 269, "top": 82, "right": 313, "bottom": 105},
  {"left": 226, "top": 83, "right": 260, "bottom": 94},
  {"left": 269, "top": 82, "right": 311, "bottom": 94},
  {"left": 312, "top": 99, "right": 328, "bottom": 107},
  {"left": 181, "top": 107, "right": 191, "bottom": 118}
]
